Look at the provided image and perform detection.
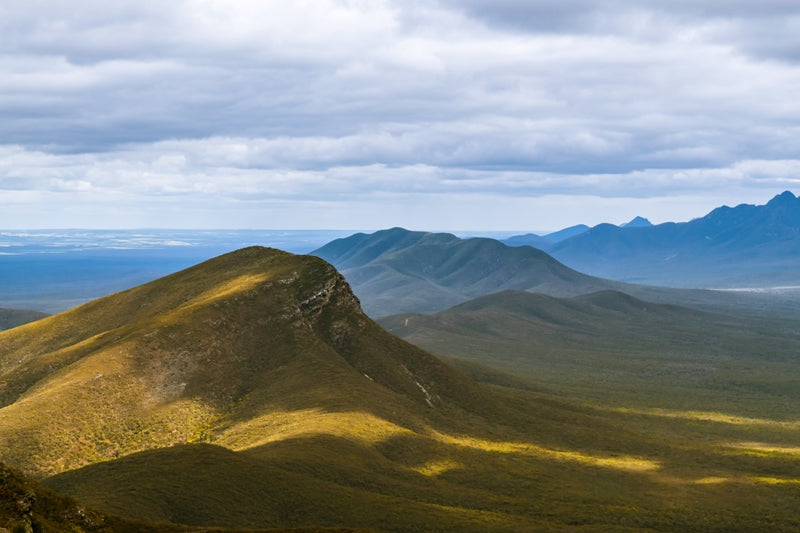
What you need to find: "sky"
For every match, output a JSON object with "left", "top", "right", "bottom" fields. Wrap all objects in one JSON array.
[{"left": 1, "top": 1, "right": 799, "bottom": 231}]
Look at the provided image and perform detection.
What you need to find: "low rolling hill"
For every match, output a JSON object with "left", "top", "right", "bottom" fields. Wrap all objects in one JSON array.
[{"left": 2, "top": 248, "right": 800, "bottom": 531}]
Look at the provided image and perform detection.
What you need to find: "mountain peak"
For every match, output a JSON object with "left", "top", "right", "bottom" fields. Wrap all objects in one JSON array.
[
  {"left": 621, "top": 216, "right": 652, "bottom": 228},
  {"left": 767, "top": 190, "right": 798, "bottom": 206}
]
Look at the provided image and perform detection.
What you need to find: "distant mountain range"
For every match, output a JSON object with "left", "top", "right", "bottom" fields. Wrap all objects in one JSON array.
[
  {"left": 500, "top": 216, "right": 652, "bottom": 248},
  {"left": 312, "top": 226, "right": 800, "bottom": 318},
  {"left": 503, "top": 191, "right": 800, "bottom": 287}
]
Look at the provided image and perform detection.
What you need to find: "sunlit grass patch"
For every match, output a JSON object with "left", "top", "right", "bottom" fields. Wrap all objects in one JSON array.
[
  {"left": 178, "top": 272, "right": 276, "bottom": 310},
  {"left": 411, "top": 458, "right": 465, "bottom": 477},
  {"left": 750, "top": 476, "right": 800, "bottom": 486},
  {"left": 726, "top": 442, "right": 800, "bottom": 458},
  {"left": 692, "top": 476, "right": 732, "bottom": 485},
  {"left": 429, "top": 431, "right": 661, "bottom": 472},
  {"left": 610, "top": 407, "right": 800, "bottom": 427},
  {"left": 219, "top": 408, "right": 416, "bottom": 451}
]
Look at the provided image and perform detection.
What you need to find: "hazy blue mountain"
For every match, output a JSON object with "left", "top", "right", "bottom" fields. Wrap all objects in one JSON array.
[
  {"left": 312, "top": 227, "right": 617, "bottom": 316},
  {"left": 501, "top": 224, "right": 589, "bottom": 248},
  {"left": 547, "top": 191, "right": 800, "bottom": 287},
  {"left": 544, "top": 223, "right": 591, "bottom": 241},
  {"left": 0, "top": 308, "right": 48, "bottom": 331},
  {"left": 499, "top": 232, "right": 550, "bottom": 248}
]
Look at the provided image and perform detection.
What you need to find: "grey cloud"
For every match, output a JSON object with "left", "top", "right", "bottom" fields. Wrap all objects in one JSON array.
[
  {"left": 442, "top": 0, "right": 800, "bottom": 31},
  {"left": 443, "top": 1, "right": 800, "bottom": 63},
  {"left": 0, "top": 1, "right": 798, "bottom": 229}
]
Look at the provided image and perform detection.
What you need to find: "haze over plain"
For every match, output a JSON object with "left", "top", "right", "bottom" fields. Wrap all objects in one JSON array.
[{"left": 1, "top": 1, "right": 799, "bottom": 230}]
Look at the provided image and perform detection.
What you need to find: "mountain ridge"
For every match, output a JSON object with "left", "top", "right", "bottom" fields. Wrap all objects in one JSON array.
[
  {"left": 311, "top": 226, "right": 800, "bottom": 318},
  {"left": 504, "top": 191, "right": 800, "bottom": 287}
]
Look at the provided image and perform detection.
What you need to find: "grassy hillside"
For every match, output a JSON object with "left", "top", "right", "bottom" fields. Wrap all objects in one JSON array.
[
  {"left": 2, "top": 460, "right": 348, "bottom": 533},
  {"left": 0, "top": 247, "right": 488, "bottom": 478},
  {"left": 2, "top": 249, "right": 800, "bottom": 531}
]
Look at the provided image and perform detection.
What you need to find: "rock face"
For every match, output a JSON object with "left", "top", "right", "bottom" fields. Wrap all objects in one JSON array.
[
  {"left": 0, "top": 461, "right": 110, "bottom": 532},
  {"left": 0, "top": 246, "right": 480, "bottom": 478}
]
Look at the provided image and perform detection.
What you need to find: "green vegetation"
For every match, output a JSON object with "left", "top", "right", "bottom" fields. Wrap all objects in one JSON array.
[
  {"left": 1, "top": 248, "right": 799, "bottom": 531},
  {"left": 379, "top": 289, "right": 800, "bottom": 418}
]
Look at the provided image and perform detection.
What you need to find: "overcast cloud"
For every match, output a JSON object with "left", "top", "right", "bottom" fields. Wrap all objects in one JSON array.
[{"left": 1, "top": 0, "right": 798, "bottom": 230}]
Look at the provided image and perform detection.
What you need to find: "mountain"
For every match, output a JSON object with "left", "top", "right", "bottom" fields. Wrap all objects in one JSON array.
[
  {"left": 3, "top": 247, "right": 800, "bottom": 530},
  {"left": 546, "top": 191, "right": 800, "bottom": 287},
  {"left": 311, "top": 227, "right": 616, "bottom": 316},
  {"left": 0, "top": 246, "right": 487, "bottom": 479},
  {"left": 0, "top": 308, "right": 48, "bottom": 331}
]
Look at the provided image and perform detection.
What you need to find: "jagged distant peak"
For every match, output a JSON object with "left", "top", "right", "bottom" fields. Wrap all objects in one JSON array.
[
  {"left": 767, "top": 190, "right": 798, "bottom": 206},
  {"left": 620, "top": 216, "right": 653, "bottom": 228}
]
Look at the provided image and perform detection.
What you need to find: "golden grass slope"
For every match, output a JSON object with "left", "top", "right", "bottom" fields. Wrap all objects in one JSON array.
[{"left": 0, "top": 247, "right": 484, "bottom": 479}]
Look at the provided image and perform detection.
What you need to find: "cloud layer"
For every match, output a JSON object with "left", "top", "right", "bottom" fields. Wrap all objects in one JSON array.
[{"left": 1, "top": 1, "right": 799, "bottom": 229}]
